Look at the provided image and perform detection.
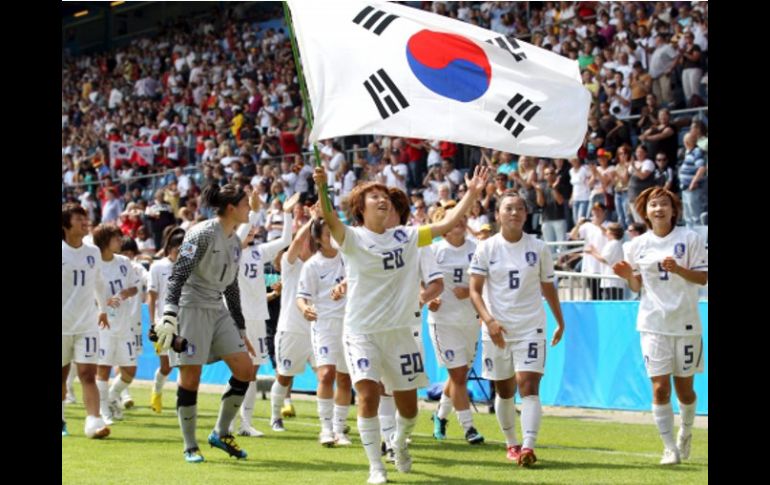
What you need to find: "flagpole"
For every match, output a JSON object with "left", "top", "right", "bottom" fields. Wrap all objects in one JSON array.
[{"left": 282, "top": 1, "right": 332, "bottom": 213}]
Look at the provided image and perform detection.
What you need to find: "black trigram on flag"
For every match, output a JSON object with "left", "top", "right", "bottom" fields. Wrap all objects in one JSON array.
[
  {"left": 352, "top": 6, "right": 399, "bottom": 35},
  {"left": 486, "top": 36, "right": 527, "bottom": 62},
  {"left": 363, "top": 69, "right": 409, "bottom": 120},
  {"left": 494, "top": 94, "right": 541, "bottom": 138}
]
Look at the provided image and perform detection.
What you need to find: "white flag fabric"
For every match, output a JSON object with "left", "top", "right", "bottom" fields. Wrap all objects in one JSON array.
[
  {"left": 288, "top": 0, "right": 591, "bottom": 158},
  {"left": 109, "top": 141, "right": 155, "bottom": 167}
]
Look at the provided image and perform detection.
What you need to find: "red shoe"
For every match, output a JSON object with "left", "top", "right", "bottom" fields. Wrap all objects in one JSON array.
[
  {"left": 518, "top": 448, "right": 537, "bottom": 467},
  {"left": 506, "top": 444, "right": 522, "bottom": 461}
]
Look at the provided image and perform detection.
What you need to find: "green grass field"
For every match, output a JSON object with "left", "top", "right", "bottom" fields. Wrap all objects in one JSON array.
[{"left": 62, "top": 383, "right": 707, "bottom": 484}]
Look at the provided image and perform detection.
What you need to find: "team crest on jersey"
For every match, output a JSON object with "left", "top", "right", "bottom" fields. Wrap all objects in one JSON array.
[
  {"left": 484, "top": 358, "right": 493, "bottom": 371},
  {"left": 674, "top": 243, "right": 685, "bottom": 258},
  {"left": 180, "top": 242, "right": 197, "bottom": 259},
  {"left": 357, "top": 357, "right": 370, "bottom": 371},
  {"left": 120, "top": 265, "right": 128, "bottom": 276},
  {"left": 282, "top": 358, "right": 292, "bottom": 369},
  {"left": 186, "top": 344, "right": 196, "bottom": 356},
  {"left": 319, "top": 346, "right": 329, "bottom": 356},
  {"left": 86, "top": 255, "right": 96, "bottom": 268},
  {"left": 393, "top": 229, "right": 408, "bottom": 243},
  {"left": 525, "top": 251, "right": 538, "bottom": 266},
  {"left": 251, "top": 250, "right": 261, "bottom": 261},
  {"left": 444, "top": 349, "right": 455, "bottom": 362}
]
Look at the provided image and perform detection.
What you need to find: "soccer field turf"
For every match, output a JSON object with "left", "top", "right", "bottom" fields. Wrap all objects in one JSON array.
[{"left": 62, "top": 383, "right": 708, "bottom": 484}]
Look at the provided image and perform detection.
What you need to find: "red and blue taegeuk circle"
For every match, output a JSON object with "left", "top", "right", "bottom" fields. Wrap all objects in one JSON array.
[{"left": 406, "top": 29, "right": 491, "bottom": 102}]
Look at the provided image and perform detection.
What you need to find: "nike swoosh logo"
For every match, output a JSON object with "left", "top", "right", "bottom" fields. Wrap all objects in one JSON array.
[
  {"left": 319, "top": 273, "right": 331, "bottom": 280},
  {"left": 489, "top": 260, "right": 497, "bottom": 265},
  {"left": 407, "top": 375, "right": 418, "bottom": 382},
  {"left": 502, "top": 426, "right": 513, "bottom": 431},
  {"left": 367, "top": 245, "right": 376, "bottom": 250},
  {"left": 524, "top": 360, "right": 537, "bottom": 364},
  {"left": 682, "top": 366, "right": 691, "bottom": 371},
  {"left": 183, "top": 416, "right": 193, "bottom": 421},
  {"left": 362, "top": 442, "right": 373, "bottom": 447},
  {"left": 239, "top": 344, "right": 245, "bottom": 348}
]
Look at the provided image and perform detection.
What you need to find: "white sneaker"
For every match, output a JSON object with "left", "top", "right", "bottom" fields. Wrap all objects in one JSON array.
[
  {"left": 64, "top": 392, "right": 77, "bottom": 404},
  {"left": 334, "top": 432, "right": 352, "bottom": 446},
  {"left": 271, "top": 418, "right": 286, "bottom": 432},
  {"left": 394, "top": 444, "right": 412, "bottom": 473},
  {"left": 121, "top": 391, "right": 134, "bottom": 409},
  {"left": 108, "top": 399, "right": 124, "bottom": 421},
  {"left": 319, "top": 428, "right": 336, "bottom": 447},
  {"left": 660, "top": 447, "right": 681, "bottom": 465},
  {"left": 677, "top": 431, "right": 692, "bottom": 460},
  {"left": 238, "top": 425, "right": 265, "bottom": 437},
  {"left": 367, "top": 466, "right": 388, "bottom": 484}
]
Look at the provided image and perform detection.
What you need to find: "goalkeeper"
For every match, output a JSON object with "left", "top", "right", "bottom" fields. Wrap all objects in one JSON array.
[{"left": 156, "top": 183, "right": 256, "bottom": 463}]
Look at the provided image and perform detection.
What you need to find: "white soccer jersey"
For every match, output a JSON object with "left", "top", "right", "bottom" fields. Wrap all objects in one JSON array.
[
  {"left": 277, "top": 252, "right": 310, "bottom": 335},
  {"left": 297, "top": 251, "right": 346, "bottom": 328},
  {"left": 624, "top": 226, "right": 708, "bottom": 336},
  {"left": 469, "top": 233, "right": 555, "bottom": 341},
  {"left": 578, "top": 222, "right": 607, "bottom": 275},
  {"left": 148, "top": 257, "right": 174, "bottom": 323},
  {"left": 126, "top": 260, "right": 149, "bottom": 328},
  {"left": 340, "top": 225, "right": 425, "bottom": 335},
  {"left": 237, "top": 211, "right": 292, "bottom": 322},
  {"left": 428, "top": 238, "right": 478, "bottom": 327},
  {"left": 62, "top": 241, "right": 107, "bottom": 335},
  {"left": 100, "top": 254, "right": 141, "bottom": 337}
]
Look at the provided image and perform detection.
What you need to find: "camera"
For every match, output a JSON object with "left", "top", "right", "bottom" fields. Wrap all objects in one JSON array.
[{"left": 612, "top": 106, "right": 621, "bottom": 114}]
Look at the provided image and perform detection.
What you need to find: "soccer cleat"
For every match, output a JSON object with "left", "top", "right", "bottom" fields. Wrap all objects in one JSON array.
[
  {"left": 271, "top": 418, "right": 286, "bottom": 432},
  {"left": 150, "top": 392, "right": 163, "bottom": 414},
  {"left": 367, "top": 466, "right": 388, "bottom": 484},
  {"left": 506, "top": 444, "right": 522, "bottom": 462},
  {"left": 334, "top": 432, "right": 352, "bottom": 446},
  {"left": 281, "top": 402, "right": 296, "bottom": 418},
  {"left": 238, "top": 425, "right": 265, "bottom": 437},
  {"left": 384, "top": 446, "right": 396, "bottom": 463},
  {"left": 122, "top": 395, "right": 135, "bottom": 410},
  {"left": 465, "top": 426, "right": 484, "bottom": 445},
  {"left": 62, "top": 421, "right": 69, "bottom": 437},
  {"left": 108, "top": 399, "right": 124, "bottom": 421},
  {"left": 660, "top": 447, "right": 681, "bottom": 465},
  {"left": 85, "top": 418, "right": 111, "bottom": 439},
  {"left": 432, "top": 412, "right": 448, "bottom": 440},
  {"left": 677, "top": 431, "right": 692, "bottom": 460},
  {"left": 184, "top": 447, "right": 205, "bottom": 463},
  {"left": 517, "top": 447, "right": 537, "bottom": 467},
  {"left": 64, "top": 392, "right": 77, "bottom": 405},
  {"left": 208, "top": 431, "right": 247, "bottom": 459},
  {"left": 393, "top": 444, "right": 412, "bottom": 473},
  {"left": 319, "top": 428, "right": 336, "bottom": 447}
]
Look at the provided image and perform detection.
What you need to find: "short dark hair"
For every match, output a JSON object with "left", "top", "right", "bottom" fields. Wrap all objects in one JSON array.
[
  {"left": 62, "top": 203, "right": 87, "bottom": 240},
  {"left": 92, "top": 223, "right": 123, "bottom": 251}
]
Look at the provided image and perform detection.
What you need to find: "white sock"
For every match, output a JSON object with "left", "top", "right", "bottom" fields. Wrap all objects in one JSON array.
[
  {"left": 495, "top": 395, "right": 519, "bottom": 446},
  {"left": 456, "top": 408, "right": 473, "bottom": 432},
  {"left": 153, "top": 368, "right": 168, "bottom": 394},
  {"left": 121, "top": 387, "right": 131, "bottom": 400},
  {"left": 520, "top": 395, "right": 542, "bottom": 449},
  {"left": 333, "top": 404, "right": 350, "bottom": 434},
  {"left": 317, "top": 397, "right": 334, "bottom": 432},
  {"left": 653, "top": 403, "right": 677, "bottom": 450},
  {"left": 437, "top": 391, "right": 453, "bottom": 420},
  {"left": 394, "top": 413, "right": 417, "bottom": 450},
  {"left": 96, "top": 379, "right": 110, "bottom": 417},
  {"left": 270, "top": 381, "right": 288, "bottom": 421},
  {"left": 678, "top": 399, "right": 696, "bottom": 437},
  {"left": 378, "top": 395, "right": 396, "bottom": 445},
  {"left": 240, "top": 381, "right": 258, "bottom": 427},
  {"left": 109, "top": 378, "right": 130, "bottom": 402},
  {"left": 358, "top": 416, "right": 384, "bottom": 469},
  {"left": 67, "top": 364, "right": 77, "bottom": 392}
]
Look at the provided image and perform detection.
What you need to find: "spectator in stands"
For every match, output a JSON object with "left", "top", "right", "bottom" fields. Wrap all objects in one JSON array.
[
  {"left": 569, "top": 202, "right": 609, "bottom": 300},
  {"left": 145, "top": 189, "right": 176, "bottom": 248},
  {"left": 569, "top": 158, "right": 591, "bottom": 225},
  {"left": 648, "top": 34, "right": 679, "bottom": 107},
  {"left": 101, "top": 188, "right": 123, "bottom": 224},
  {"left": 584, "top": 222, "right": 625, "bottom": 300},
  {"left": 135, "top": 225, "right": 156, "bottom": 256},
  {"left": 679, "top": 31, "right": 704, "bottom": 106},
  {"left": 653, "top": 152, "right": 678, "bottom": 195},
  {"left": 629, "top": 61, "right": 653, "bottom": 115},
  {"left": 612, "top": 145, "right": 633, "bottom": 227},
  {"left": 678, "top": 133, "right": 707, "bottom": 228},
  {"left": 628, "top": 145, "right": 656, "bottom": 223},
  {"left": 536, "top": 165, "right": 568, "bottom": 256},
  {"left": 639, "top": 108, "right": 678, "bottom": 167}
]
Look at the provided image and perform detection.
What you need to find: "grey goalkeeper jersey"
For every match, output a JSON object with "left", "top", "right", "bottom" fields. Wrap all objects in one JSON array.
[{"left": 165, "top": 219, "right": 246, "bottom": 329}]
